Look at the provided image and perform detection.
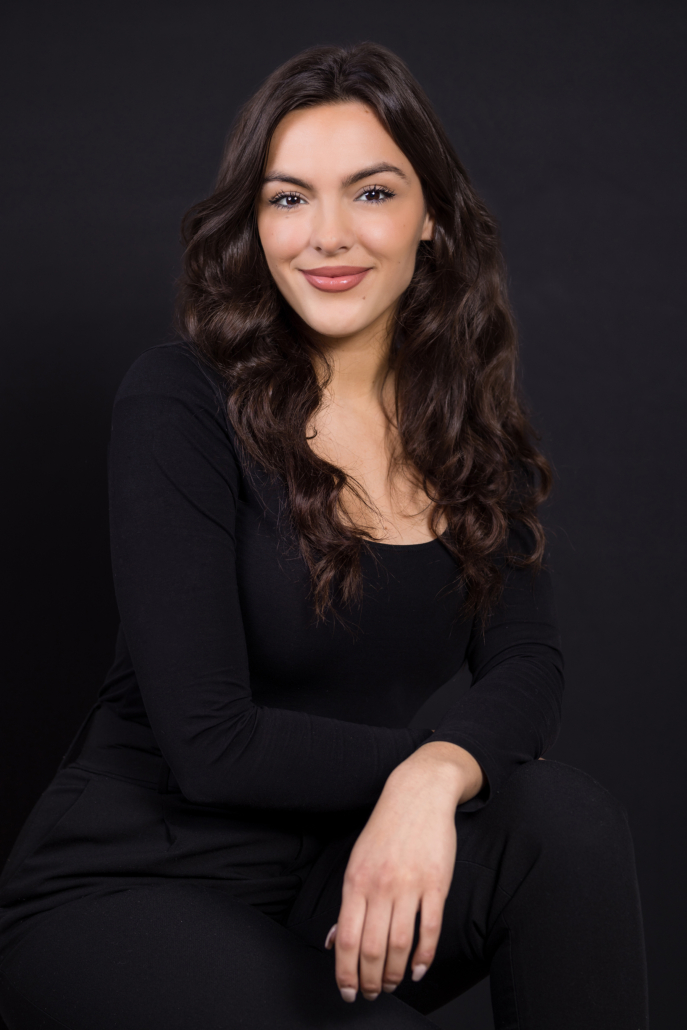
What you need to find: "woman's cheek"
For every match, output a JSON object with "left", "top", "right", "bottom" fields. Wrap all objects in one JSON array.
[
  {"left": 272, "top": 222, "right": 306, "bottom": 265},
  {"left": 358, "top": 215, "right": 417, "bottom": 269},
  {"left": 260, "top": 212, "right": 308, "bottom": 265},
  {"left": 359, "top": 226, "right": 417, "bottom": 297},
  {"left": 356, "top": 215, "right": 396, "bottom": 256}
]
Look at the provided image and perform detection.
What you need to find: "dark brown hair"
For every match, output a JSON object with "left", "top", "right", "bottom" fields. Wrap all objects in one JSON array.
[{"left": 176, "top": 42, "right": 551, "bottom": 618}]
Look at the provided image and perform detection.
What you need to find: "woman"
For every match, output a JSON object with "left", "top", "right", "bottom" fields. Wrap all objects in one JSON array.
[{"left": 0, "top": 43, "right": 647, "bottom": 1029}]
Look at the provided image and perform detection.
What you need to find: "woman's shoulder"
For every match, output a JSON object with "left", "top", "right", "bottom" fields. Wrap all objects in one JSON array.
[
  {"left": 112, "top": 341, "right": 240, "bottom": 458},
  {"left": 115, "top": 341, "right": 225, "bottom": 406}
]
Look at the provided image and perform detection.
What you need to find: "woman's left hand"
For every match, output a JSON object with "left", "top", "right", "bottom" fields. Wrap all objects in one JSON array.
[{"left": 327, "top": 741, "right": 484, "bottom": 1002}]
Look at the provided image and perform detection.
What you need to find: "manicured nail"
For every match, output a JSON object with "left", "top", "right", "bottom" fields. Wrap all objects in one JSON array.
[
  {"left": 324, "top": 924, "right": 337, "bottom": 950},
  {"left": 363, "top": 992, "right": 379, "bottom": 1001},
  {"left": 340, "top": 988, "right": 357, "bottom": 1003},
  {"left": 382, "top": 983, "right": 398, "bottom": 993},
  {"left": 412, "top": 964, "right": 428, "bottom": 982}
]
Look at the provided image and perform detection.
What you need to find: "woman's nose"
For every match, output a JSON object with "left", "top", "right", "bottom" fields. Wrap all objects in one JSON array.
[{"left": 310, "top": 200, "right": 354, "bottom": 255}]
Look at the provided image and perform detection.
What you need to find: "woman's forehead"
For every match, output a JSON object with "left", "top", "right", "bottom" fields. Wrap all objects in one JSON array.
[{"left": 264, "top": 103, "right": 414, "bottom": 185}]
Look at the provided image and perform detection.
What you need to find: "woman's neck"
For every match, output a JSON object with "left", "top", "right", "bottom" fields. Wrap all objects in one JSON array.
[{"left": 311, "top": 312, "right": 394, "bottom": 409}]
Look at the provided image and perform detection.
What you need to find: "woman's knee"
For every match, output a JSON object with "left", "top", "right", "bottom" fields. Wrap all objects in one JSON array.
[{"left": 502, "top": 759, "right": 631, "bottom": 857}]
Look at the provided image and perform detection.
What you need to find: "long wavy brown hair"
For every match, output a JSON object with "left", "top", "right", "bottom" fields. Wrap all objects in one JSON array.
[{"left": 176, "top": 42, "right": 551, "bottom": 619}]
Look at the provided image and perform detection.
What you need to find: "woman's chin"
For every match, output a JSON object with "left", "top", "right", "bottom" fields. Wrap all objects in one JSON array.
[{"left": 295, "top": 304, "right": 390, "bottom": 344}]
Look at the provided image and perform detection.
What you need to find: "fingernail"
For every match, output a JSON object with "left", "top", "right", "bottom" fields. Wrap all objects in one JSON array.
[
  {"left": 324, "top": 924, "right": 337, "bottom": 950},
  {"left": 382, "top": 983, "right": 398, "bottom": 993},
  {"left": 412, "top": 964, "right": 428, "bottom": 982},
  {"left": 340, "top": 988, "right": 357, "bottom": 1003},
  {"left": 363, "top": 992, "right": 379, "bottom": 1001}
]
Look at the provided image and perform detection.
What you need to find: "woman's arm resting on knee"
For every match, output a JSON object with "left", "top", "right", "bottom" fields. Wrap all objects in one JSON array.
[
  {"left": 330, "top": 741, "right": 483, "bottom": 1002},
  {"left": 429, "top": 524, "right": 564, "bottom": 810}
]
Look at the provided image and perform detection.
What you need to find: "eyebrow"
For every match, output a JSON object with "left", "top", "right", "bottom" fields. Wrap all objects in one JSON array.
[{"left": 262, "top": 163, "right": 410, "bottom": 191}]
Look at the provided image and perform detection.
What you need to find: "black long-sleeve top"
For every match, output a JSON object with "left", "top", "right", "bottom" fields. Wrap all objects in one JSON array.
[{"left": 98, "top": 342, "right": 564, "bottom": 815}]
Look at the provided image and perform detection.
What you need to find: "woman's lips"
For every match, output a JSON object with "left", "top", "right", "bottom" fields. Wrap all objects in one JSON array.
[{"left": 299, "top": 266, "right": 371, "bottom": 292}]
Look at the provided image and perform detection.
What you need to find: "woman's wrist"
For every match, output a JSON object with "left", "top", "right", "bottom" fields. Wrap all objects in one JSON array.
[{"left": 388, "top": 740, "right": 484, "bottom": 807}]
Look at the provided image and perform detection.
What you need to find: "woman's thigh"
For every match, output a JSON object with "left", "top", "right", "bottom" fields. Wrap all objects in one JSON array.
[{"left": 0, "top": 883, "right": 437, "bottom": 1030}]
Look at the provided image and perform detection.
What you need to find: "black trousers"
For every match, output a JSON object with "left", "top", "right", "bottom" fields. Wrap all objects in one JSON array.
[{"left": 0, "top": 759, "right": 648, "bottom": 1030}]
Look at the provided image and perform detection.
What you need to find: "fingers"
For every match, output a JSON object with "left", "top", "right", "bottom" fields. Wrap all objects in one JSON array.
[
  {"left": 381, "top": 896, "right": 419, "bottom": 993},
  {"left": 334, "top": 889, "right": 415, "bottom": 1002},
  {"left": 333, "top": 828, "right": 451, "bottom": 1005},
  {"left": 410, "top": 888, "right": 445, "bottom": 982},
  {"left": 333, "top": 889, "right": 445, "bottom": 1001},
  {"left": 357, "top": 898, "right": 394, "bottom": 1000},
  {"left": 333, "top": 891, "right": 366, "bottom": 1002}
]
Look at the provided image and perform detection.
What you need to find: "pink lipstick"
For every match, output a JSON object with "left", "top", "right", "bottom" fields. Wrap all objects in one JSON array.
[{"left": 299, "top": 266, "right": 371, "bottom": 292}]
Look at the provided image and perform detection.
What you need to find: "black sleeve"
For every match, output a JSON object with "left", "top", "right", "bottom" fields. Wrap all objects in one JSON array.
[
  {"left": 108, "top": 344, "right": 430, "bottom": 812},
  {"left": 429, "top": 523, "right": 565, "bottom": 811}
]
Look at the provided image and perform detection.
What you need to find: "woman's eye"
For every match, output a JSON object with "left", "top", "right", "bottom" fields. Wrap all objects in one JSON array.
[
  {"left": 270, "top": 192, "right": 305, "bottom": 209},
  {"left": 358, "top": 186, "right": 395, "bottom": 204}
]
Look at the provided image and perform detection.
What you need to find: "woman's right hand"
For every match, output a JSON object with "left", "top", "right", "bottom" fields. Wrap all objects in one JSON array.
[{"left": 326, "top": 741, "right": 482, "bottom": 1001}]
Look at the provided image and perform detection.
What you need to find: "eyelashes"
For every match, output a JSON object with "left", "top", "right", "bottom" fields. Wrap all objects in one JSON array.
[
  {"left": 268, "top": 185, "right": 397, "bottom": 209},
  {"left": 268, "top": 192, "right": 305, "bottom": 209},
  {"left": 358, "top": 185, "right": 396, "bottom": 204}
]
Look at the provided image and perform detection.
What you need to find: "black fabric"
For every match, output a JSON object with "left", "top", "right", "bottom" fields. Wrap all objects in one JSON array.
[
  {"left": 100, "top": 341, "right": 563, "bottom": 809},
  {"left": 0, "top": 342, "right": 643, "bottom": 1028},
  {"left": 0, "top": 761, "right": 648, "bottom": 1030}
]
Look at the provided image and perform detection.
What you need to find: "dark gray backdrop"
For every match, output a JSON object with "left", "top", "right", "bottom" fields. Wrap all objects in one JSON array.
[{"left": 1, "top": 1, "right": 685, "bottom": 1027}]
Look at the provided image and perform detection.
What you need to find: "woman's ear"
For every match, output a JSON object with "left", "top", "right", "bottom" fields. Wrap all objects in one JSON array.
[{"left": 420, "top": 209, "right": 435, "bottom": 241}]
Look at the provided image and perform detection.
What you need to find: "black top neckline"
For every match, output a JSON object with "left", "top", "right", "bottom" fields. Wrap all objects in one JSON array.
[{"left": 365, "top": 535, "right": 446, "bottom": 550}]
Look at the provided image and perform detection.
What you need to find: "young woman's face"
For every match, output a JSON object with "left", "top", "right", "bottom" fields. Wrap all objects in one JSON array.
[{"left": 257, "top": 102, "right": 433, "bottom": 342}]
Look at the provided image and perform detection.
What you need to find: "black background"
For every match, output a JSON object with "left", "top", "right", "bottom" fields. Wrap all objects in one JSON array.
[{"left": 1, "top": 1, "right": 685, "bottom": 1026}]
